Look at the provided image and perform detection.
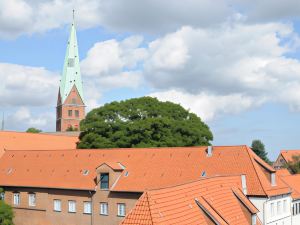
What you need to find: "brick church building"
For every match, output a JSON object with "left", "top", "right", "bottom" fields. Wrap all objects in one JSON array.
[{"left": 56, "top": 13, "right": 85, "bottom": 132}]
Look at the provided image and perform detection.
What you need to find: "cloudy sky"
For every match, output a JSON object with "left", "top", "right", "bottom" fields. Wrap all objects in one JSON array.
[{"left": 1, "top": 0, "right": 300, "bottom": 159}]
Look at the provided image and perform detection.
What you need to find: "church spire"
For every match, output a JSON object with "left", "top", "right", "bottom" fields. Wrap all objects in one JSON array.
[{"left": 59, "top": 10, "right": 84, "bottom": 104}]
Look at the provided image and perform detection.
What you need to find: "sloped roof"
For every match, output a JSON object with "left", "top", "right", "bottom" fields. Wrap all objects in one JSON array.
[
  {"left": 0, "top": 131, "right": 78, "bottom": 157},
  {"left": 121, "top": 176, "right": 261, "bottom": 225},
  {"left": 0, "top": 146, "right": 290, "bottom": 196},
  {"left": 276, "top": 168, "right": 291, "bottom": 177},
  {"left": 278, "top": 174, "right": 300, "bottom": 200},
  {"left": 280, "top": 150, "right": 300, "bottom": 163}
]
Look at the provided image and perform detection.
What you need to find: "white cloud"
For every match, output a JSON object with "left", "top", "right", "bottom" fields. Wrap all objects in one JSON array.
[
  {"left": 150, "top": 90, "right": 264, "bottom": 121},
  {"left": 0, "top": 63, "right": 59, "bottom": 107}
]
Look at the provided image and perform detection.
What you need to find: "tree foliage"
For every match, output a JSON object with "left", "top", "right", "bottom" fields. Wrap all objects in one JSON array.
[
  {"left": 0, "top": 188, "right": 14, "bottom": 225},
  {"left": 285, "top": 155, "right": 300, "bottom": 174},
  {"left": 26, "top": 127, "right": 42, "bottom": 133},
  {"left": 78, "top": 97, "right": 213, "bottom": 148},
  {"left": 251, "top": 139, "right": 270, "bottom": 164}
]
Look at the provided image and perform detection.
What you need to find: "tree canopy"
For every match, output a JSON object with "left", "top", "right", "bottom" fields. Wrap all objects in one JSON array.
[
  {"left": 251, "top": 139, "right": 270, "bottom": 164},
  {"left": 285, "top": 155, "right": 300, "bottom": 174},
  {"left": 78, "top": 97, "right": 213, "bottom": 149},
  {"left": 26, "top": 127, "right": 42, "bottom": 133},
  {"left": 0, "top": 188, "right": 14, "bottom": 225}
]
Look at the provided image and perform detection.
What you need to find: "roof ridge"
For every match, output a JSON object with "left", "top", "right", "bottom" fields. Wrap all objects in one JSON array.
[{"left": 243, "top": 145, "right": 267, "bottom": 196}]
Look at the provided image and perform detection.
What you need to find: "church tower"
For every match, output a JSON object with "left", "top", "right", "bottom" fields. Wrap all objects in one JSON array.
[{"left": 56, "top": 12, "right": 85, "bottom": 132}]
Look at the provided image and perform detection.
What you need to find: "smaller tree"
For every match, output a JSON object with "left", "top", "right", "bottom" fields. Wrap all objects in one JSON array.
[
  {"left": 0, "top": 188, "right": 14, "bottom": 225},
  {"left": 285, "top": 155, "right": 300, "bottom": 174},
  {"left": 26, "top": 127, "right": 42, "bottom": 133},
  {"left": 251, "top": 140, "right": 270, "bottom": 164}
]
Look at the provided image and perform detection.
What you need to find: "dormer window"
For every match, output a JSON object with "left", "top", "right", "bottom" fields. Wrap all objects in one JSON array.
[{"left": 100, "top": 173, "right": 109, "bottom": 189}]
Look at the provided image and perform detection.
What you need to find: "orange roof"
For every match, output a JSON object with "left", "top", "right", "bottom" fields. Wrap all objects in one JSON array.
[
  {"left": 0, "top": 145, "right": 290, "bottom": 196},
  {"left": 276, "top": 168, "right": 291, "bottom": 177},
  {"left": 0, "top": 131, "right": 78, "bottom": 157},
  {"left": 279, "top": 174, "right": 300, "bottom": 200},
  {"left": 280, "top": 150, "right": 300, "bottom": 163},
  {"left": 121, "top": 176, "right": 261, "bottom": 225}
]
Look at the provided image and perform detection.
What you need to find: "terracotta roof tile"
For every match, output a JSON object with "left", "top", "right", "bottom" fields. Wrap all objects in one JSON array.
[
  {"left": 278, "top": 174, "right": 300, "bottom": 200},
  {"left": 0, "top": 146, "right": 290, "bottom": 196},
  {"left": 0, "top": 131, "right": 78, "bottom": 157},
  {"left": 280, "top": 150, "right": 300, "bottom": 163},
  {"left": 121, "top": 176, "right": 259, "bottom": 225}
]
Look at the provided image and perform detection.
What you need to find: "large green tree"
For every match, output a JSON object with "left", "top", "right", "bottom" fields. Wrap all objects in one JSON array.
[
  {"left": 251, "top": 139, "right": 270, "bottom": 164},
  {"left": 285, "top": 155, "right": 300, "bottom": 174},
  {"left": 0, "top": 189, "right": 14, "bottom": 225},
  {"left": 78, "top": 97, "right": 213, "bottom": 148}
]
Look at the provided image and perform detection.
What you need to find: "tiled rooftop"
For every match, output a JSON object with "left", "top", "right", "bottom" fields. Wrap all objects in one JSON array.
[
  {"left": 121, "top": 175, "right": 261, "bottom": 225},
  {"left": 0, "top": 145, "right": 290, "bottom": 196},
  {"left": 280, "top": 150, "right": 300, "bottom": 163}
]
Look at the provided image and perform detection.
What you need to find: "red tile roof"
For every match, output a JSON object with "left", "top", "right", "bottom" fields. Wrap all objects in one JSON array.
[
  {"left": 0, "top": 131, "right": 78, "bottom": 157},
  {"left": 280, "top": 150, "right": 300, "bottom": 163},
  {"left": 278, "top": 174, "right": 300, "bottom": 200},
  {"left": 0, "top": 145, "right": 290, "bottom": 197},
  {"left": 121, "top": 175, "right": 261, "bottom": 225}
]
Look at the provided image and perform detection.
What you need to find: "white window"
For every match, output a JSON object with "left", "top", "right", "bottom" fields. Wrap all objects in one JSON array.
[
  {"left": 84, "top": 201, "right": 92, "bottom": 214},
  {"left": 283, "top": 200, "right": 287, "bottom": 213},
  {"left": 117, "top": 203, "right": 126, "bottom": 217},
  {"left": 277, "top": 201, "right": 282, "bottom": 215},
  {"left": 68, "top": 200, "right": 76, "bottom": 213},
  {"left": 100, "top": 202, "right": 108, "bottom": 215},
  {"left": 28, "top": 193, "right": 36, "bottom": 206},
  {"left": 0, "top": 192, "right": 4, "bottom": 200},
  {"left": 54, "top": 199, "right": 61, "bottom": 212},
  {"left": 13, "top": 193, "right": 20, "bottom": 205},
  {"left": 271, "top": 203, "right": 275, "bottom": 217}
]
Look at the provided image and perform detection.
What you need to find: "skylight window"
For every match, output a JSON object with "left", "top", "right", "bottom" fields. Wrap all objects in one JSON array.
[
  {"left": 83, "top": 170, "right": 89, "bottom": 176},
  {"left": 201, "top": 171, "right": 206, "bottom": 177},
  {"left": 124, "top": 171, "right": 129, "bottom": 177}
]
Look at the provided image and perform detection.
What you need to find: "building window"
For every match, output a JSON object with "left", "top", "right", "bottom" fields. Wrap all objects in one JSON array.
[
  {"left": 277, "top": 201, "right": 281, "bottom": 215},
  {"left": 54, "top": 199, "right": 61, "bottom": 212},
  {"left": 100, "top": 202, "right": 108, "bottom": 215},
  {"left": 13, "top": 193, "right": 20, "bottom": 205},
  {"left": 283, "top": 200, "right": 287, "bottom": 213},
  {"left": 0, "top": 192, "right": 4, "bottom": 200},
  {"left": 75, "top": 110, "right": 79, "bottom": 118},
  {"left": 68, "top": 200, "right": 76, "bottom": 213},
  {"left": 28, "top": 193, "right": 36, "bottom": 206},
  {"left": 68, "top": 110, "right": 72, "bottom": 117},
  {"left": 100, "top": 173, "right": 109, "bottom": 189},
  {"left": 83, "top": 201, "right": 92, "bottom": 214},
  {"left": 117, "top": 203, "right": 126, "bottom": 217},
  {"left": 271, "top": 203, "right": 275, "bottom": 217}
]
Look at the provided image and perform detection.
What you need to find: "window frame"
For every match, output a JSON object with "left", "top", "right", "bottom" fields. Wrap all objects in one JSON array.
[
  {"left": 68, "top": 110, "right": 73, "bottom": 117},
  {"left": 13, "top": 192, "right": 20, "bottom": 205},
  {"left": 53, "top": 199, "right": 62, "bottom": 212},
  {"left": 68, "top": 200, "right": 76, "bottom": 213},
  {"left": 117, "top": 203, "right": 126, "bottom": 217},
  {"left": 28, "top": 193, "right": 36, "bottom": 207},
  {"left": 100, "top": 202, "right": 108, "bottom": 216},
  {"left": 100, "top": 173, "right": 109, "bottom": 190},
  {"left": 83, "top": 201, "right": 92, "bottom": 214},
  {"left": 75, "top": 110, "right": 79, "bottom": 118}
]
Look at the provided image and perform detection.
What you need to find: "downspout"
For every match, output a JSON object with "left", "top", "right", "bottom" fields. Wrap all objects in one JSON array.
[{"left": 89, "top": 190, "right": 94, "bottom": 225}]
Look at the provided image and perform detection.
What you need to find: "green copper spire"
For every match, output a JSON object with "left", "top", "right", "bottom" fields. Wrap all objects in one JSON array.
[{"left": 59, "top": 10, "right": 84, "bottom": 103}]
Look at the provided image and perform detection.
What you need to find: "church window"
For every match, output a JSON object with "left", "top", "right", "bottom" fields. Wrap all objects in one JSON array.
[
  {"left": 68, "top": 58, "right": 75, "bottom": 67},
  {"left": 68, "top": 110, "right": 72, "bottom": 117},
  {"left": 75, "top": 110, "right": 79, "bottom": 118}
]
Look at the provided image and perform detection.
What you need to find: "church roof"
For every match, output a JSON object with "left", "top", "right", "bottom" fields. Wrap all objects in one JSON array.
[{"left": 59, "top": 14, "right": 84, "bottom": 104}]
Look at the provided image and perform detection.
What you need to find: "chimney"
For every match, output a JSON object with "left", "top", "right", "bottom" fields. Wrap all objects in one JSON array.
[
  {"left": 241, "top": 174, "right": 247, "bottom": 195},
  {"left": 207, "top": 146, "right": 213, "bottom": 157},
  {"left": 271, "top": 173, "right": 276, "bottom": 186}
]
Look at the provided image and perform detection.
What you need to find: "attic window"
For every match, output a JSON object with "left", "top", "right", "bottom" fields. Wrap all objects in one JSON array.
[
  {"left": 83, "top": 170, "right": 89, "bottom": 176},
  {"left": 100, "top": 173, "right": 109, "bottom": 189},
  {"left": 68, "top": 58, "right": 75, "bottom": 67},
  {"left": 201, "top": 171, "right": 206, "bottom": 177}
]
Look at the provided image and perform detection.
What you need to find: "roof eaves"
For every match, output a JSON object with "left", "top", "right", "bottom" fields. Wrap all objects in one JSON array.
[{"left": 232, "top": 187, "right": 259, "bottom": 214}]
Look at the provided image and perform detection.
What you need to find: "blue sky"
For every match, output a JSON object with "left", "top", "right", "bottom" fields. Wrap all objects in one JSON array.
[{"left": 1, "top": 0, "right": 300, "bottom": 160}]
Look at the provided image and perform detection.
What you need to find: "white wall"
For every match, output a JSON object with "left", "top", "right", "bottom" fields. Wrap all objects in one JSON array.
[{"left": 249, "top": 194, "right": 292, "bottom": 225}]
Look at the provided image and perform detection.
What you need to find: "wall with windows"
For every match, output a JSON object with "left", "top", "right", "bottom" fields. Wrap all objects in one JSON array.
[
  {"left": 291, "top": 199, "right": 300, "bottom": 225},
  {"left": 249, "top": 195, "right": 292, "bottom": 225}
]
